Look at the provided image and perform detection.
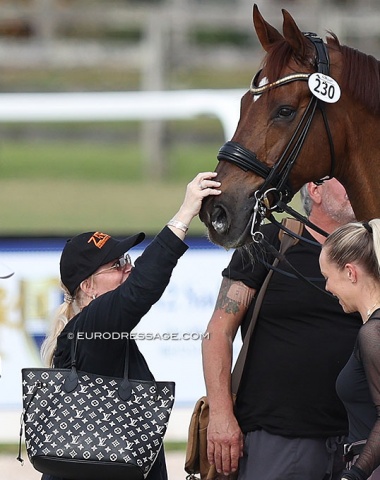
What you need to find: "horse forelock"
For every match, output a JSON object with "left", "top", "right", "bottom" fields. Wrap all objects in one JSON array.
[
  {"left": 262, "top": 41, "right": 293, "bottom": 82},
  {"left": 262, "top": 40, "right": 313, "bottom": 83}
]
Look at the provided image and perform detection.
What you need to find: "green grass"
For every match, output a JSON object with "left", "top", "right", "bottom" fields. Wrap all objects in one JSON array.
[
  {"left": 0, "top": 138, "right": 221, "bottom": 235},
  {"left": 0, "top": 177, "right": 212, "bottom": 235},
  {"left": 0, "top": 443, "right": 21, "bottom": 454},
  {"left": 0, "top": 121, "right": 301, "bottom": 236},
  {"left": 0, "top": 441, "right": 187, "bottom": 454},
  {"left": 0, "top": 141, "right": 144, "bottom": 181},
  {"left": 164, "top": 441, "right": 187, "bottom": 452},
  {"left": 0, "top": 66, "right": 255, "bottom": 92},
  {"left": 0, "top": 140, "right": 221, "bottom": 182}
]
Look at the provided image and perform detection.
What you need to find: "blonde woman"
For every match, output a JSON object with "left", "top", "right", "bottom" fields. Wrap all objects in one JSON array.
[
  {"left": 40, "top": 172, "right": 221, "bottom": 480},
  {"left": 320, "top": 219, "right": 380, "bottom": 480}
]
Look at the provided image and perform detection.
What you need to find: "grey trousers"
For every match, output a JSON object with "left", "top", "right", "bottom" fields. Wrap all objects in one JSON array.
[{"left": 237, "top": 429, "right": 345, "bottom": 480}]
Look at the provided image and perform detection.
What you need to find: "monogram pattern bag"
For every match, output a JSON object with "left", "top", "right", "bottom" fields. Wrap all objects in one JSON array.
[{"left": 19, "top": 337, "right": 175, "bottom": 480}]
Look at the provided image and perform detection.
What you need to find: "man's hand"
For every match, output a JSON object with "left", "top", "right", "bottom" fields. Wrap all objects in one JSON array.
[{"left": 207, "top": 410, "right": 243, "bottom": 476}]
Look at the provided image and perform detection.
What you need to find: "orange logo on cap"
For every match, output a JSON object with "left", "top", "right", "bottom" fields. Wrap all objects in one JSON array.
[{"left": 88, "top": 232, "right": 111, "bottom": 249}]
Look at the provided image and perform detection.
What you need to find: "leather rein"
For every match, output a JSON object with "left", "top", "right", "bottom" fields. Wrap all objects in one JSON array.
[{"left": 217, "top": 33, "right": 336, "bottom": 240}]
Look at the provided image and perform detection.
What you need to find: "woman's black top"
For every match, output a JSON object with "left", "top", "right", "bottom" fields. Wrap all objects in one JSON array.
[{"left": 336, "top": 312, "right": 380, "bottom": 477}]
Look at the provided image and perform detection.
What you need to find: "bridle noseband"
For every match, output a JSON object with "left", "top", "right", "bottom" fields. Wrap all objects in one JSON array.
[{"left": 217, "top": 33, "right": 336, "bottom": 236}]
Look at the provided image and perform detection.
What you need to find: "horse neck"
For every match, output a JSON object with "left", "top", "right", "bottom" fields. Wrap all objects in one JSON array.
[{"left": 335, "top": 109, "right": 380, "bottom": 221}]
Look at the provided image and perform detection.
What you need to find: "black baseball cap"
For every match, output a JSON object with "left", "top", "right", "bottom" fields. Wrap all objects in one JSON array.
[{"left": 60, "top": 231, "right": 145, "bottom": 295}]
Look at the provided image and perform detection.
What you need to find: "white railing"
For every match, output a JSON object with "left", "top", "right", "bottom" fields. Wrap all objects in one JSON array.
[{"left": 0, "top": 89, "right": 245, "bottom": 140}]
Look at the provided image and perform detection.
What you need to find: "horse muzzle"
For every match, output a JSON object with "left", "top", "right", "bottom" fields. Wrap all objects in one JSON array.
[{"left": 199, "top": 196, "right": 255, "bottom": 248}]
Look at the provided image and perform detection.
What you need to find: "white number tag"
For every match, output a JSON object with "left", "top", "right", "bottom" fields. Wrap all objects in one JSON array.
[{"left": 308, "top": 73, "right": 341, "bottom": 103}]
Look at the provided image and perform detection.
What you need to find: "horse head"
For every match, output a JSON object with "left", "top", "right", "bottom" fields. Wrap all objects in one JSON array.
[{"left": 200, "top": 4, "right": 380, "bottom": 248}]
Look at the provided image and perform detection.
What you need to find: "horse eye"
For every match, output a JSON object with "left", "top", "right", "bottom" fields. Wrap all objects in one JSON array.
[{"left": 276, "top": 107, "right": 295, "bottom": 119}]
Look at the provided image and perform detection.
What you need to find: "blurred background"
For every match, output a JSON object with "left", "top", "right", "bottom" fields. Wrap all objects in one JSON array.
[
  {"left": 0, "top": 0, "right": 378, "bottom": 235},
  {"left": 0, "top": 0, "right": 379, "bottom": 477}
]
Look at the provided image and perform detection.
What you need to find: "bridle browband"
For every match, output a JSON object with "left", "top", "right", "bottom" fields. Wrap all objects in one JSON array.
[
  {"left": 217, "top": 33, "right": 336, "bottom": 237},
  {"left": 250, "top": 72, "right": 310, "bottom": 95}
]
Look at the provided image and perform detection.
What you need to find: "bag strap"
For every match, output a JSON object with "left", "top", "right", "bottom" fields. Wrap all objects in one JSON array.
[
  {"left": 65, "top": 323, "right": 133, "bottom": 401},
  {"left": 231, "top": 218, "right": 303, "bottom": 395}
]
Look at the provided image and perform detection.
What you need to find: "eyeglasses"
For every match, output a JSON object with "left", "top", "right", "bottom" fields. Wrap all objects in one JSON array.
[{"left": 93, "top": 253, "right": 132, "bottom": 276}]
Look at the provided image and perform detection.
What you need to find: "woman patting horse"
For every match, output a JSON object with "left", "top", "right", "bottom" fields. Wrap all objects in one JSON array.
[{"left": 40, "top": 172, "right": 221, "bottom": 480}]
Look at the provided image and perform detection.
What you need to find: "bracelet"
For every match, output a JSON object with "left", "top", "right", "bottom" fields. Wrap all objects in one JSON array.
[{"left": 167, "top": 219, "right": 189, "bottom": 233}]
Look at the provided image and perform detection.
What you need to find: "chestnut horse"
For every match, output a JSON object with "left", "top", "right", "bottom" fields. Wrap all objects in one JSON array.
[{"left": 200, "top": 4, "right": 380, "bottom": 248}]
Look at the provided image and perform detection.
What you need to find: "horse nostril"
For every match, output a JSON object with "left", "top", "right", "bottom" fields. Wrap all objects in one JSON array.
[{"left": 211, "top": 205, "right": 229, "bottom": 235}]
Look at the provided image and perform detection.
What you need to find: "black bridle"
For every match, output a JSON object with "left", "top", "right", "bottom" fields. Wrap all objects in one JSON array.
[{"left": 217, "top": 33, "right": 336, "bottom": 237}]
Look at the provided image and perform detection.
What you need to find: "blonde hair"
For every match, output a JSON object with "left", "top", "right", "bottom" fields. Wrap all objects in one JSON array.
[
  {"left": 322, "top": 219, "right": 380, "bottom": 279},
  {"left": 40, "top": 282, "right": 88, "bottom": 367}
]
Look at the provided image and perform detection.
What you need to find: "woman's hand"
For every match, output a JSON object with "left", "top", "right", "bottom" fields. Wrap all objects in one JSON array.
[
  {"left": 167, "top": 172, "right": 221, "bottom": 238},
  {"left": 181, "top": 172, "right": 221, "bottom": 220}
]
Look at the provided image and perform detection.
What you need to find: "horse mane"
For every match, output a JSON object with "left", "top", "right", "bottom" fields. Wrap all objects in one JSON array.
[
  {"left": 262, "top": 34, "right": 380, "bottom": 115},
  {"left": 330, "top": 35, "right": 380, "bottom": 115}
]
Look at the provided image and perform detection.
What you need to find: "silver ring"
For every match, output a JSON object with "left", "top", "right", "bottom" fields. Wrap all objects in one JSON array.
[{"left": 199, "top": 181, "right": 204, "bottom": 190}]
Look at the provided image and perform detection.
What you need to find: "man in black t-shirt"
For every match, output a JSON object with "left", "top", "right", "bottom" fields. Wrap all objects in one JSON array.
[{"left": 202, "top": 179, "right": 362, "bottom": 480}]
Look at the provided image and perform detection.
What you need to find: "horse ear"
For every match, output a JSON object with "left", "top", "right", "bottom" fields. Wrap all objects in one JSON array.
[
  {"left": 253, "top": 4, "right": 283, "bottom": 52},
  {"left": 282, "top": 9, "right": 309, "bottom": 58}
]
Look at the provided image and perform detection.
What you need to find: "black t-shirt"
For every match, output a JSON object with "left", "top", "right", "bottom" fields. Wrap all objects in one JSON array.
[{"left": 223, "top": 222, "right": 362, "bottom": 438}]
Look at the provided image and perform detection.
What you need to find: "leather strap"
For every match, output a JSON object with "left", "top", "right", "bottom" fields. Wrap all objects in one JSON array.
[{"left": 231, "top": 218, "right": 303, "bottom": 395}]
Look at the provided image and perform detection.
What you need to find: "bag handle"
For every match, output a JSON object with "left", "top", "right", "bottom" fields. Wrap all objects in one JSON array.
[
  {"left": 64, "top": 323, "right": 133, "bottom": 401},
  {"left": 62, "top": 326, "right": 81, "bottom": 392},
  {"left": 231, "top": 218, "right": 303, "bottom": 395}
]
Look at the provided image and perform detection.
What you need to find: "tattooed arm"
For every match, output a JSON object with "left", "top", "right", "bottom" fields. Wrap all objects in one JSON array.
[{"left": 202, "top": 277, "right": 256, "bottom": 476}]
